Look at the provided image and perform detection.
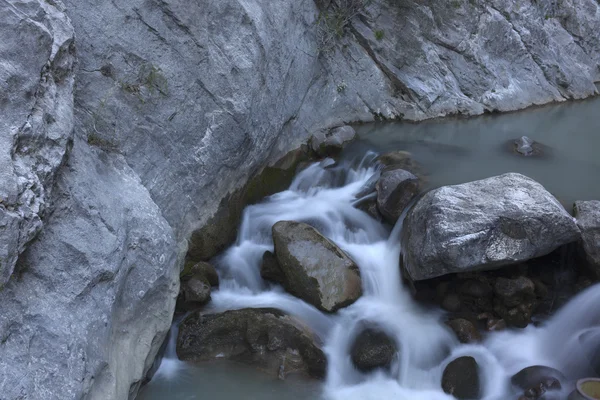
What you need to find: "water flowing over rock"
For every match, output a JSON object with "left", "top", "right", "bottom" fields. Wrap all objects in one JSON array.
[
  {"left": 0, "top": 0, "right": 599, "bottom": 397},
  {"left": 272, "top": 221, "right": 362, "bottom": 312},
  {"left": 376, "top": 169, "right": 420, "bottom": 224},
  {"left": 176, "top": 308, "right": 327, "bottom": 379},
  {"left": 350, "top": 328, "right": 398, "bottom": 372},
  {"left": 511, "top": 365, "right": 564, "bottom": 392},
  {"left": 446, "top": 319, "right": 481, "bottom": 344},
  {"left": 574, "top": 200, "right": 600, "bottom": 278},
  {"left": 442, "top": 356, "right": 481, "bottom": 399},
  {"left": 403, "top": 173, "right": 581, "bottom": 281}
]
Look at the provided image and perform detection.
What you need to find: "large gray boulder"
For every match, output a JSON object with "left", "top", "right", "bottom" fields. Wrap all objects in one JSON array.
[
  {"left": 574, "top": 200, "right": 600, "bottom": 278},
  {"left": 0, "top": 0, "right": 75, "bottom": 286},
  {"left": 403, "top": 173, "right": 581, "bottom": 281},
  {"left": 272, "top": 221, "right": 362, "bottom": 312},
  {"left": 177, "top": 308, "right": 327, "bottom": 379}
]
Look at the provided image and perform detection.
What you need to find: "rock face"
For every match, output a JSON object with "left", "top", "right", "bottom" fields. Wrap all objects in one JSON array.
[
  {"left": 403, "top": 173, "right": 581, "bottom": 281},
  {"left": 574, "top": 201, "right": 600, "bottom": 278},
  {"left": 0, "top": 0, "right": 75, "bottom": 286},
  {"left": 376, "top": 169, "right": 420, "bottom": 224},
  {"left": 0, "top": 0, "right": 598, "bottom": 398},
  {"left": 272, "top": 221, "right": 362, "bottom": 312},
  {"left": 350, "top": 328, "right": 398, "bottom": 372},
  {"left": 442, "top": 356, "right": 481, "bottom": 399},
  {"left": 177, "top": 308, "right": 327, "bottom": 379}
]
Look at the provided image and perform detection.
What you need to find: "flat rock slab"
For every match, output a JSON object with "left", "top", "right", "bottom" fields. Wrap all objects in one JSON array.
[
  {"left": 403, "top": 173, "right": 580, "bottom": 281},
  {"left": 272, "top": 221, "right": 362, "bottom": 312},
  {"left": 177, "top": 308, "right": 327, "bottom": 379}
]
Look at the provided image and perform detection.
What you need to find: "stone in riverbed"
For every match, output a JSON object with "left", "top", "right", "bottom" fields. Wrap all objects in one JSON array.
[
  {"left": 376, "top": 151, "right": 422, "bottom": 176},
  {"left": 261, "top": 250, "right": 286, "bottom": 284},
  {"left": 403, "top": 173, "right": 581, "bottom": 281},
  {"left": 574, "top": 201, "right": 600, "bottom": 279},
  {"left": 446, "top": 319, "right": 481, "bottom": 344},
  {"left": 310, "top": 125, "right": 357, "bottom": 157},
  {"left": 511, "top": 365, "right": 564, "bottom": 397},
  {"left": 493, "top": 276, "right": 536, "bottom": 328},
  {"left": 177, "top": 308, "right": 327, "bottom": 379},
  {"left": 272, "top": 221, "right": 362, "bottom": 312},
  {"left": 350, "top": 328, "right": 398, "bottom": 372},
  {"left": 376, "top": 169, "right": 420, "bottom": 224},
  {"left": 442, "top": 356, "right": 481, "bottom": 399}
]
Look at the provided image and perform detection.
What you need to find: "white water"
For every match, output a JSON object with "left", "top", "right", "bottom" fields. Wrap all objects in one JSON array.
[{"left": 146, "top": 151, "right": 600, "bottom": 400}]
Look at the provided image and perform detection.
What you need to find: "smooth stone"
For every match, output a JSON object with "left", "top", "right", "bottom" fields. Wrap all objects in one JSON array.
[
  {"left": 350, "top": 328, "right": 398, "bottom": 372},
  {"left": 442, "top": 356, "right": 481, "bottom": 399},
  {"left": 375, "top": 169, "right": 420, "bottom": 224},
  {"left": 447, "top": 319, "right": 481, "bottom": 344},
  {"left": 511, "top": 365, "right": 565, "bottom": 391}
]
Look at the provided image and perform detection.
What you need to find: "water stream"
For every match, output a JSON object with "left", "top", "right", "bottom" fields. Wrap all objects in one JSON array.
[{"left": 140, "top": 98, "right": 600, "bottom": 400}]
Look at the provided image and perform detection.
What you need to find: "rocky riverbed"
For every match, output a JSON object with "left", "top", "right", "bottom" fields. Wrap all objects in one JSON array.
[{"left": 1, "top": 0, "right": 600, "bottom": 399}]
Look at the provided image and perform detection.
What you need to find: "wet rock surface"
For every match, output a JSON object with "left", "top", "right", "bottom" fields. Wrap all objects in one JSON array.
[
  {"left": 350, "top": 328, "right": 398, "bottom": 372},
  {"left": 446, "top": 319, "right": 481, "bottom": 344},
  {"left": 511, "top": 365, "right": 564, "bottom": 399},
  {"left": 574, "top": 200, "right": 600, "bottom": 279},
  {"left": 376, "top": 169, "right": 420, "bottom": 224},
  {"left": 272, "top": 221, "right": 362, "bottom": 312},
  {"left": 177, "top": 308, "right": 327, "bottom": 379},
  {"left": 442, "top": 356, "right": 481, "bottom": 399},
  {"left": 403, "top": 173, "right": 581, "bottom": 281},
  {"left": 310, "top": 126, "right": 357, "bottom": 157}
]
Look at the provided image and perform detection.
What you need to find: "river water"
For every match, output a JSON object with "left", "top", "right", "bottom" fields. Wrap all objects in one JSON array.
[{"left": 139, "top": 98, "right": 600, "bottom": 400}]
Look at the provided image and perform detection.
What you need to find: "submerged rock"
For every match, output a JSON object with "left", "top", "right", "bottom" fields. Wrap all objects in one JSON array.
[
  {"left": 376, "top": 151, "right": 421, "bottom": 176},
  {"left": 177, "top": 308, "right": 327, "bottom": 379},
  {"left": 350, "top": 328, "right": 398, "bottom": 372},
  {"left": 272, "top": 221, "right": 362, "bottom": 312},
  {"left": 376, "top": 169, "right": 420, "bottom": 224},
  {"left": 574, "top": 201, "right": 600, "bottom": 279},
  {"left": 442, "top": 356, "right": 481, "bottom": 399},
  {"left": 403, "top": 173, "right": 581, "bottom": 281},
  {"left": 310, "top": 126, "right": 357, "bottom": 157}
]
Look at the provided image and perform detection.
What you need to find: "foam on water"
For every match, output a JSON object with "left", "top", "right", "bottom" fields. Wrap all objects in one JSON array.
[{"left": 149, "top": 150, "right": 600, "bottom": 399}]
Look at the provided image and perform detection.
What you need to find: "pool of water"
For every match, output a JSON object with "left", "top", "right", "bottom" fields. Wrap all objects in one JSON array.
[
  {"left": 354, "top": 97, "right": 600, "bottom": 206},
  {"left": 138, "top": 360, "right": 322, "bottom": 400},
  {"left": 138, "top": 97, "right": 600, "bottom": 400}
]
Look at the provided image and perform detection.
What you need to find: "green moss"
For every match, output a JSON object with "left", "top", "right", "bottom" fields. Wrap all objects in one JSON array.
[{"left": 375, "top": 30, "right": 385, "bottom": 41}]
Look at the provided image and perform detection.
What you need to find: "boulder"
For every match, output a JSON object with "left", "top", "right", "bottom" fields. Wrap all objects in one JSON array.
[
  {"left": 574, "top": 201, "right": 600, "bottom": 279},
  {"left": 272, "top": 221, "right": 362, "bottom": 312},
  {"left": 177, "top": 308, "right": 327, "bottom": 379},
  {"left": 446, "top": 319, "right": 481, "bottom": 344},
  {"left": 442, "top": 356, "right": 481, "bottom": 399},
  {"left": 260, "top": 250, "right": 286, "bottom": 284},
  {"left": 350, "top": 328, "right": 398, "bottom": 372},
  {"left": 177, "top": 261, "right": 219, "bottom": 310},
  {"left": 182, "top": 277, "right": 211, "bottom": 305},
  {"left": 403, "top": 173, "right": 581, "bottom": 281},
  {"left": 183, "top": 261, "right": 219, "bottom": 286},
  {"left": 376, "top": 169, "right": 420, "bottom": 224},
  {"left": 310, "top": 126, "right": 357, "bottom": 157}
]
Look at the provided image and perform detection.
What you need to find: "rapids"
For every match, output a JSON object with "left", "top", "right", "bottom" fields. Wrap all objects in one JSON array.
[{"left": 141, "top": 151, "right": 600, "bottom": 400}]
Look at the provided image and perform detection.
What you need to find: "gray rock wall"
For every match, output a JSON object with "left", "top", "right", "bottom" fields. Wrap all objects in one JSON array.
[{"left": 0, "top": 0, "right": 598, "bottom": 399}]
